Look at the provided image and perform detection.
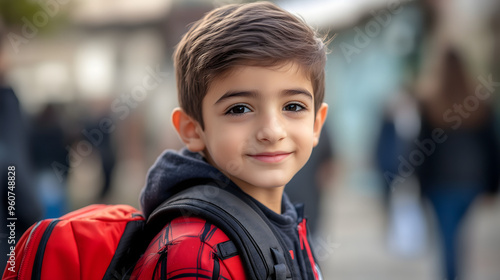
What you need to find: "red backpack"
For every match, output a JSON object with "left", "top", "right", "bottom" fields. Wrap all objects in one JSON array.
[{"left": 2, "top": 204, "right": 146, "bottom": 280}]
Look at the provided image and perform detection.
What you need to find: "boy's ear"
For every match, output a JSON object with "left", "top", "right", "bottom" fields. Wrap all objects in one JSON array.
[
  {"left": 171, "top": 108, "right": 206, "bottom": 152},
  {"left": 312, "top": 103, "right": 328, "bottom": 147}
]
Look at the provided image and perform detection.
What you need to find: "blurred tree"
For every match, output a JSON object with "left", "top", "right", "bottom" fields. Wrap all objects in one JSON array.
[
  {"left": 1, "top": 1, "right": 46, "bottom": 26},
  {"left": 0, "top": 0, "right": 70, "bottom": 31}
]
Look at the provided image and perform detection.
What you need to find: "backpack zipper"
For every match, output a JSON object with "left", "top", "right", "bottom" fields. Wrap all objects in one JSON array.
[
  {"left": 31, "top": 219, "right": 60, "bottom": 280},
  {"left": 18, "top": 221, "right": 41, "bottom": 279},
  {"left": 161, "top": 254, "right": 167, "bottom": 280}
]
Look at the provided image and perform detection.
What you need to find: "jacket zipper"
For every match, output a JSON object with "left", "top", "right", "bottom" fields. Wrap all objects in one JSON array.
[
  {"left": 298, "top": 219, "right": 319, "bottom": 280},
  {"left": 31, "top": 219, "right": 60, "bottom": 280}
]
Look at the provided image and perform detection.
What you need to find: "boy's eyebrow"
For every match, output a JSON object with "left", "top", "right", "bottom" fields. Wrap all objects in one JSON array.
[
  {"left": 214, "top": 88, "right": 313, "bottom": 105},
  {"left": 282, "top": 89, "right": 313, "bottom": 100},
  {"left": 214, "top": 90, "right": 257, "bottom": 104}
]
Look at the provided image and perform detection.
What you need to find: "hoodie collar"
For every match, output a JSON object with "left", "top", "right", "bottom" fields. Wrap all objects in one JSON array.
[{"left": 140, "top": 148, "right": 297, "bottom": 224}]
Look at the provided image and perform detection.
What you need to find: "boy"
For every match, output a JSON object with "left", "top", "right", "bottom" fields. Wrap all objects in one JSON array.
[{"left": 134, "top": 2, "right": 328, "bottom": 279}]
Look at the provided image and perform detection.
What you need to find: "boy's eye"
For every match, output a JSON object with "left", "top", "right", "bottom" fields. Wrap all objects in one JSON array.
[
  {"left": 283, "top": 103, "right": 305, "bottom": 112},
  {"left": 225, "top": 105, "right": 251, "bottom": 115}
]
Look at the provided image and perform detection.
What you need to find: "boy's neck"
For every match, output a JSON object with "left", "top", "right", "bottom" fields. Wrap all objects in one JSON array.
[
  {"left": 202, "top": 152, "right": 285, "bottom": 214},
  {"left": 237, "top": 184, "right": 284, "bottom": 214}
]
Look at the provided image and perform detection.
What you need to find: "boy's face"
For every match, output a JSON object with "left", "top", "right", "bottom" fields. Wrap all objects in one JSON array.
[{"left": 185, "top": 62, "right": 327, "bottom": 196}]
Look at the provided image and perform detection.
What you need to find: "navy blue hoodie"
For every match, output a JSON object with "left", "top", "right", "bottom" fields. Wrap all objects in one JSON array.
[{"left": 140, "top": 148, "right": 321, "bottom": 279}]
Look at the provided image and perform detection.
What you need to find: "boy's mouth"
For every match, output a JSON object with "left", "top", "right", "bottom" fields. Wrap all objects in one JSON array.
[{"left": 248, "top": 152, "right": 292, "bottom": 163}]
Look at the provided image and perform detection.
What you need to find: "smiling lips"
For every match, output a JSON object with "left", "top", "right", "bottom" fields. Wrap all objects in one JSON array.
[{"left": 248, "top": 152, "right": 292, "bottom": 163}]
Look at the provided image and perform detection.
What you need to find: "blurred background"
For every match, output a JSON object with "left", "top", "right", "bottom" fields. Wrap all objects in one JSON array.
[{"left": 1, "top": 0, "right": 499, "bottom": 279}]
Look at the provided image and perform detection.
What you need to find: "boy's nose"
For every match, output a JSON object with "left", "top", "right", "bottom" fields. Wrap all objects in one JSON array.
[{"left": 256, "top": 114, "right": 287, "bottom": 143}]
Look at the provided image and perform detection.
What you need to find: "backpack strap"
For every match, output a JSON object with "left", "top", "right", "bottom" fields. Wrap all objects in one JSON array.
[
  {"left": 102, "top": 216, "right": 147, "bottom": 280},
  {"left": 146, "top": 184, "right": 294, "bottom": 280}
]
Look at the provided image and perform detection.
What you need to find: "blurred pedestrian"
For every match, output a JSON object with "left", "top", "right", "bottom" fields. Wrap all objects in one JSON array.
[
  {"left": 29, "top": 103, "right": 70, "bottom": 218},
  {"left": 375, "top": 89, "right": 427, "bottom": 257},
  {"left": 376, "top": 90, "right": 420, "bottom": 207},
  {"left": 81, "top": 101, "right": 117, "bottom": 201},
  {"left": 415, "top": 48, "right": 500, "bottom": 280}
]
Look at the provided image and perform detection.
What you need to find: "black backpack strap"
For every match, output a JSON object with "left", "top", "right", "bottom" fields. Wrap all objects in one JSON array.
[
  {"left": 146, "top": 184, "right": 294, "bottom": 280},
  {"left": 102, "top": 218, "right": 147, "bottom": 280}
]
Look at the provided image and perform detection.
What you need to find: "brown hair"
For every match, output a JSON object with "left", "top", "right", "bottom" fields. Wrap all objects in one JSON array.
[
  {"left": 422, "top": 48, "right": 490, "bottom": 128},
  {"left": 174, "top": 1, "right": 327, "bottom": 128}
]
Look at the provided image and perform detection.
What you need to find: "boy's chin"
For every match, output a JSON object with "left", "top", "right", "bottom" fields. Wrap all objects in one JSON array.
[{"left": 234, "top": 177, "right": 290, "bottom": 190}]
